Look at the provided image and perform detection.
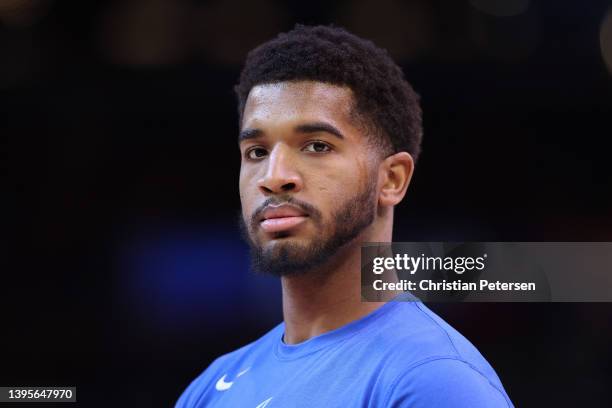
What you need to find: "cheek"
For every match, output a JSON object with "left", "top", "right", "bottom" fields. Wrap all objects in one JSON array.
[
  {"left": 328, "top": 157, "right": 369, "bottom": 192},
  {"left": 239, "top": 172, "right": 254, "bottom": 213},
  {"left": 239, "top": 167, "right": 266, "bottom": 222},
  {"left": 311, "top": 169, "right": 360, "bottom": 211}
]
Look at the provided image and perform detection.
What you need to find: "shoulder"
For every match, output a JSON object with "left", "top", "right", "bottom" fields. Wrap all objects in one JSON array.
[
  {"left": 363, "top": 301, "right": 465, "bottom": 361},
  {"left": 175, "top": 323, "right": 283, "bottom": 408},
  {"left": 371, "top": 302, "right": 503, "bottom": 373},
  {"left": 382, "top": 357, "right": 513, "bottom": 407},
  {"left": 364, "top": 302, "right": 512, "bottom": 407}
]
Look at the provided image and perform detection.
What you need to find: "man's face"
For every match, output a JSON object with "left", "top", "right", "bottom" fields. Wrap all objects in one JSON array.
[{"left": 238, "top": 81, "right": 380, "bottom": 276}]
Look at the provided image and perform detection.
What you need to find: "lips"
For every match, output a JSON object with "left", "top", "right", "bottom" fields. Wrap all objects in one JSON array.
[{"left": 259, "top": 205, "right": 308, "bottom": 234}]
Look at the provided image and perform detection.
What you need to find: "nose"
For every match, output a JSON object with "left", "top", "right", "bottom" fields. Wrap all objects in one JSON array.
[{"left": 257, "top": 144, "right": 303, "bottom": 195}]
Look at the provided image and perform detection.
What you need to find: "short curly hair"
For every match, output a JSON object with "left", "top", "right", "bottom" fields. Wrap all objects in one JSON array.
[{"left": 235, "top": 24, "right": 422, "bottom": 162}]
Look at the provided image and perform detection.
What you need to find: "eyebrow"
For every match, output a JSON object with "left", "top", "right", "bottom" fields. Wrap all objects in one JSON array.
[
  {"left": 238, "top": 121, "right": 345, "bottom": 143},
  {"left": 238, "top": 128, "right": 262, "bottom": 142}
]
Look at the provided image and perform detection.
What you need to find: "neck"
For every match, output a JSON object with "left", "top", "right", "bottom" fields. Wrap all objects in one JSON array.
[{"left": 280, "top": 216, "right": 400, "bottom": 344}]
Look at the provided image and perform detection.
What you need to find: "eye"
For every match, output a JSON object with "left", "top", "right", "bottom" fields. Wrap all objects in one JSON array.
[
  {"left": 246, "top": 147, "right": 268, "bottom": 160},
  {"left": 303, "top": 141, "right": 332, "bottom": 153}
]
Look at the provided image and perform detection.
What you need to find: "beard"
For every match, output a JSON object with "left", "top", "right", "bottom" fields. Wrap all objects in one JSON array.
[{"left": 239, "top": 179, "right": 377, "bottom": 277}]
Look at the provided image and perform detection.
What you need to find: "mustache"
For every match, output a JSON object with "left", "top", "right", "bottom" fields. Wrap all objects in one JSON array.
[{"left": 250, "top": 195, "right": 322, "bottom": 227}]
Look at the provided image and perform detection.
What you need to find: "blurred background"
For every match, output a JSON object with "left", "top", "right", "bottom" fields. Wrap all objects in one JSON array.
[{"left": 2, "top": 0, "right": 612, "bottom": 406}]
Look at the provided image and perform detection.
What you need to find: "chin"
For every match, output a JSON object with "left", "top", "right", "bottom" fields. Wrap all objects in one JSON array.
[
  {"left": 262, "top": 234, "right": 307, "bottom": 249},
  {"left": 259, "top": 226, "right": 314, "bottom": 243}
]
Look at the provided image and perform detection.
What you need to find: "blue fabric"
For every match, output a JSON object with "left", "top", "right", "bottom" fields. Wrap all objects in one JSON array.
[{"left": 176, "top": 300, "right": 513, "bottom": 407}]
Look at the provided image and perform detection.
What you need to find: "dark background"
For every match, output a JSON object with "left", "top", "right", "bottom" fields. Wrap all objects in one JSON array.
[{"left": 3, "top": 0, "right": 612, "bottom": 406}]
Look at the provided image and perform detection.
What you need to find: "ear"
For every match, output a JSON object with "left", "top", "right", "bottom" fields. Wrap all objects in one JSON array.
[{"left": 378, "top": 152, "right": 414, "bottom": 207}]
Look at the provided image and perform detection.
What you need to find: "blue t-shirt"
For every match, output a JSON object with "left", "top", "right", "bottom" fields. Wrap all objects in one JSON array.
[{"left": 176, "top": 300, "right": 513, "bottom": 407}]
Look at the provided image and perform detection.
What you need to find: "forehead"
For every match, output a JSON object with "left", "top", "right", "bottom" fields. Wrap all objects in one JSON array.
[{"left": 242, "top": 81, "right": 355, "bottom": 128}]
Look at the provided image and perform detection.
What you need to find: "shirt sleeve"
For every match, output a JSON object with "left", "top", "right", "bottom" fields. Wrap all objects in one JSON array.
[
  {"left": 175, "top": 370, "right": 207, "bottom": 408},
  {"left": 175, "top": 356, "right": 225, "bottom": 408},
  {"left": 383, "top": 358, "right": 513, "bottom": 408}
]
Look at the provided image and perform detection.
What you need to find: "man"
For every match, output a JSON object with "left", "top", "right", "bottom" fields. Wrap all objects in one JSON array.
[{"left": 177, "top": 25, "right": 513, "bottom": 407}]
